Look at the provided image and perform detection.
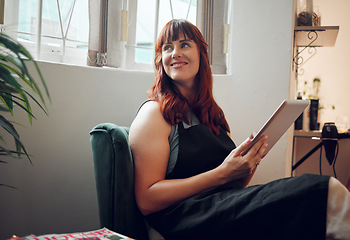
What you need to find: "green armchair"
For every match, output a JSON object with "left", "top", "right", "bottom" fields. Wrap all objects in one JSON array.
[{"left": 90, "top": 123, "right": 149, "bottom": 239}]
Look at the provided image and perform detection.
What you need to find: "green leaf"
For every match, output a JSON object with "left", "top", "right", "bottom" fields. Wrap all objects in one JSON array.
[
  {"left": 0, "top": 145, "right": 31, "bottom": 159},
  {"left": 0, "top": 104, "right": 10, "bottom": 112},
  {"left": 0, "top": 80, "right": 21, "bottom": 93},
  {"left": 1, "top": 52, "right": 49, "bottom": 111},
  {"left": 0, "top": 53, "right": 27, "bottom": 76},
  {"left": 19, "top": 92, "right": 33, "bottom": 124},
  {"left": 0, "top": 64, "right": 23, "bottom": 91},
  {"left": 0, "top": 94, "right": 14, "bottom": 113},
  {"left": 23, "top": 89, "right": 48, "bottom": 116},
  {"left": 33, "top": 60, "right": 51, "bottom": 102},
  {"left": 0, "top": 34, "right": 32, "bottom": 68},
  {"left": 0, "top": 184, "right": 17, "bottom": 189},
  {"left": 0, "top": 33, "right": 50, "bottom": 165},
  {"left": 0, "top": 115, "right": 32, "bottom": 164},
  {"left": 0, "top": 61, "right": 32, "bottom": 88},
  {"left": 0, "top": 34, "right": 22, "bottom": 55},
  {"left": 2, "top": 93, "right": 36, "bottom": 120}
]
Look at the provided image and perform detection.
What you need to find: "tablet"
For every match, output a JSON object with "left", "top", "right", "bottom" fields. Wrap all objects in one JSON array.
[{"left": 241, "top": 99, "right": 310, "bottom": 156}]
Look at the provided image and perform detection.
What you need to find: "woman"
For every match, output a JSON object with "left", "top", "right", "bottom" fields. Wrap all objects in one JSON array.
[{"left": 129, "top": 19, "right": 350, "bottom": 240}]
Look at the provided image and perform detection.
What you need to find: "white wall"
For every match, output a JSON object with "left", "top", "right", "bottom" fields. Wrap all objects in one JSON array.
[
  {"left": 224, "top": 0, "right": 295, "bottom": 183},
  {"left": 0, "top": 0, "right": 294, "bottom": 238}
]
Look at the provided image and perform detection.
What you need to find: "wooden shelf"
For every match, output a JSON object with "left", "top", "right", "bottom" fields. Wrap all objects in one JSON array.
[
  {"left": 295, "top": 26, "right": 339, "bottom": 47},
  {"left": 294, "top": 130, "right": 321, "bottom": 138}
]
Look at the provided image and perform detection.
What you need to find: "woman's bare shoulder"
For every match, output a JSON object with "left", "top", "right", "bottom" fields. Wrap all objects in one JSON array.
[
  {"left": 132, "top": 101, "right": 166, "bottom": 126},
  {"left": 137, "top": 100, "right": 162, "bottom": 118},
  {"left": 129, "top": 101, "right": 171, "bottom": 143}
]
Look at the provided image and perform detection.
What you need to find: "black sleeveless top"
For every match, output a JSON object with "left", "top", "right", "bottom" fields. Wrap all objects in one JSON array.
[
  {"left": 166, "top": 122, "right": 236, "bottom": 179},
  {"left": 143, "top": 103, "right": 330, "bottom": 240}
]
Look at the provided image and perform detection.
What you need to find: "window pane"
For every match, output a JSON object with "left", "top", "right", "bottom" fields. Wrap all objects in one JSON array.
[
  {"left": 41, "top": 0, "right": 60, "bottom": 39},
  {"left": 41, "top": 0, "right": 78, "bottom": 46},
  {"left": 18, "top": 0, "right": 88, "bottom": 49},
  {"left": 171, "top": 0, "right": 197, "bottom": 22},
  {"left": 66, "top": 0, "right": 88, "bottom": 48},
  {"left": 158, "top": 0, "right": 197, "bottom": 35},
  {"left": 135, "top": 0, "right": 197, "bottom": 64},
  {"left": 135, "top": 0, "right": 155, "bottom": 63},
  {"left": 18, "top": 0, "right": 37, "bottom": 41},
  {"left": 135, "top": 48, "right": 153, "bottom": 64}
]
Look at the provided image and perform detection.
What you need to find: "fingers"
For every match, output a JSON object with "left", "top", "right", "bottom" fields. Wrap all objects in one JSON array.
[
  {"left": 254, "top": 140, "right": 268, "bottom": 167},
  {"left": 252, "top": 135, "right": 267, "bottom": 155},
  {"left": 227, "top": 135, "right": 267, "bottom": 176},
  {"left": 249, "top": 131, "right": 257, "bottom": 140},
  {"left": 246, "top": 136, "right": 267, "bottom": 167},
  {"left": 234, "top": 134, "right": 267, "bottom": 158},
  {"left": 233, "top": 137, "right": 252, "bottom": 157},
  {"left": 258, "top": 142, "right": 268, "bottom": 159},
  {"left": 257, "top": 139, "right": 268, "bottom": 156}
]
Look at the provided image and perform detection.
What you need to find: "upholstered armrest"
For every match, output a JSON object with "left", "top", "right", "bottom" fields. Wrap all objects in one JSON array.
[{"left": 90, "top": 123, "right": 148, "bottom": 239}]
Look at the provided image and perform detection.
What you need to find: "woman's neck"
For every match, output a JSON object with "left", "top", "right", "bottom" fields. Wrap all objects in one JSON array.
[{"left": 176, "top": 83, "right": 195, "bottom": 102}]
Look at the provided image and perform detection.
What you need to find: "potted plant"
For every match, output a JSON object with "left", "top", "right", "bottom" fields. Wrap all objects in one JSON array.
[{"left": 0, "top": 33, "right": 50, "bottom": 187}]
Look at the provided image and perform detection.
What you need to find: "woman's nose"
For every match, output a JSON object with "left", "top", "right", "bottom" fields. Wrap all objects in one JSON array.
[{"left": 172, "top": 46, "right": 182, "bottom": 58}]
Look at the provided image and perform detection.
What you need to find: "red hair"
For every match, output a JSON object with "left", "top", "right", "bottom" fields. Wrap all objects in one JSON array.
[{"left": 148, "top": 19, "right": 229, "bottom": 135}]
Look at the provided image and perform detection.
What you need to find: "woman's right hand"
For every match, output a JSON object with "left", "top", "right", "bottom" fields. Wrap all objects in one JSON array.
[{"left": 217, "top": 135, "right": 267, "bottom": 184}]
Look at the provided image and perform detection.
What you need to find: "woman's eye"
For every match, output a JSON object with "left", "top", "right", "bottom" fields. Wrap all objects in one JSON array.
[
  {"left": 181, "top": 43, "right": 190, "bottom": 48},
  {"left": 163, "top": 45, "right": 172, "bottom": 51}
]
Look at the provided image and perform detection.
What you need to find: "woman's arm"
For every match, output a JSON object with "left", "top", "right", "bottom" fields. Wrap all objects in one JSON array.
[
  {"left": 129, "top": 101, "right": 267, "bottom": 216},
  {"left": 129, "top": 101, "right": 224, "bottom": 215}
]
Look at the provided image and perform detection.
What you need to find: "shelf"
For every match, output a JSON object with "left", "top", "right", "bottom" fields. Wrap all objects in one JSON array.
[
  {"left": 295, "top": 26, "right": 339, "bottom": 47},
  {"left": 294, "top": 130, "right": 321, "bottom": 138}
]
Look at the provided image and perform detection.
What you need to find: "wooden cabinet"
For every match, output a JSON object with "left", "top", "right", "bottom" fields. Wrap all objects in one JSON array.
[{"left": 292, "top": 130, "right": 350, "bottom": 186}]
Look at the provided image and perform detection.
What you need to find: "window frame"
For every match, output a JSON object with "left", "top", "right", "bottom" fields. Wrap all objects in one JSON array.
[
  {"left": 2, "top": 0, "right": 232, "bottom": 74},
  {"left": 2, "top": 0, "right": 88, "bottom": 65}
]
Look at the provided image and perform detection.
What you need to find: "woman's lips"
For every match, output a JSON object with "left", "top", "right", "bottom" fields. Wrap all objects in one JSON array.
[{"left": 171, "top": 62, "right": 188, "bottom": 67}]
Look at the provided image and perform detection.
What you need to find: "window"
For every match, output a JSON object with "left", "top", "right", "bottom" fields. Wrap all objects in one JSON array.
[
  {"left": 133, "top": 0, "right": 197, "bottom": 64},
  {"left": 3, "top": 0, "right": 89, "bottom": 65},
  {"left": 2, "top": 0, "right": 231, "bottom": 74},
  {"left": 126, "top": 0, "right": 231, "bottom": 73}
]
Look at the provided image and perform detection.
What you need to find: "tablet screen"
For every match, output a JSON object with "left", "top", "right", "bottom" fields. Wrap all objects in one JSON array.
[{"left": 241, "top": 99, "right": 310, "bottom": 156}]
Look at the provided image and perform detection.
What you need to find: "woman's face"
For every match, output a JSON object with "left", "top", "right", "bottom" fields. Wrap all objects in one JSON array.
[{"left": 161, "top": 33, "right": 200, "bottom": 90}]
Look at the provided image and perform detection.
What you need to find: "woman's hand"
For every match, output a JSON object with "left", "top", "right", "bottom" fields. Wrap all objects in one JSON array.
[{"left": 216, "top": 134, "right": 267, "bottom": 185}]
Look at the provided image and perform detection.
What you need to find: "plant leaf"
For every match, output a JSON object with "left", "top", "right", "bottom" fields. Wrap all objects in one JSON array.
[
  {"left": 0, "top": 115, "right": 32, "bottom": 164},
  {"left": 0, "top": 34, "right": 50, "bottom": 100},
  {"left": 0, "top": 64, "right": 23, "bottom": 91},
  {"left": 0, "top": 184, "right": 17, "bottom": 189},
  {"left": 1, "top": 93, "right": 36, "bottom": 120},
  {"left": 0, "top": 33, "right": 50, "bottom": 166},
  {"left": 0, "top": 61, "right": 32, "bottom": 89},
  {"left": 0, "top": 104, "right": 10, "bottom": 112},
  {"left": 32, "top": 60, "right": 51, "bottom": 102}
]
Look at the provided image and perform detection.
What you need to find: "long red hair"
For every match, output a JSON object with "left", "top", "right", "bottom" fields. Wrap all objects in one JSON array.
[{"left": 148, "top": 19, "right": 229, "bottom": 135}]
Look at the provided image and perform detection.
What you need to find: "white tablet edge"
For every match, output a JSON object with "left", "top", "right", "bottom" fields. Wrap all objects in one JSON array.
[{"left": 240, "top": 99, "right": 310, "bottom": 156}]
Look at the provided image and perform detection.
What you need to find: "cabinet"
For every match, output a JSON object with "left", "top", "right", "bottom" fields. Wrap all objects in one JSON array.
[{"left": 292, "top": 130, "right": 350, "bottom": 186}]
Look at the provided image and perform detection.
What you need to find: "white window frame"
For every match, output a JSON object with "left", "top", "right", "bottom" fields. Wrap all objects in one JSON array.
[
  {"left": 2, "top": 0, "right": 232, "bottom": 74},
  {"left": 2, "top": 0, "right": 88, "bottom": 66},
  {"left": 1, "top": 0, "right": 19, "bottom": 39}
]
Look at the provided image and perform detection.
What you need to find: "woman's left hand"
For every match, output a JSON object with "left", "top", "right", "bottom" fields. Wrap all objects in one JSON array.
[{"left": 216, "top": 132, "right": 267, "bottom": 187}]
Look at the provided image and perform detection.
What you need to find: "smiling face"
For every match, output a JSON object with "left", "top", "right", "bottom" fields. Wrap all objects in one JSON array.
[{"left": 161, "top": 33, "right": 200, "bottom": 93}]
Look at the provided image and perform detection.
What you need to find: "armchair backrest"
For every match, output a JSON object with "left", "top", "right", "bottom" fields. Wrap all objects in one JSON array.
[{"left": 90, "top": 123, "right": 149, "bottom": 239}]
